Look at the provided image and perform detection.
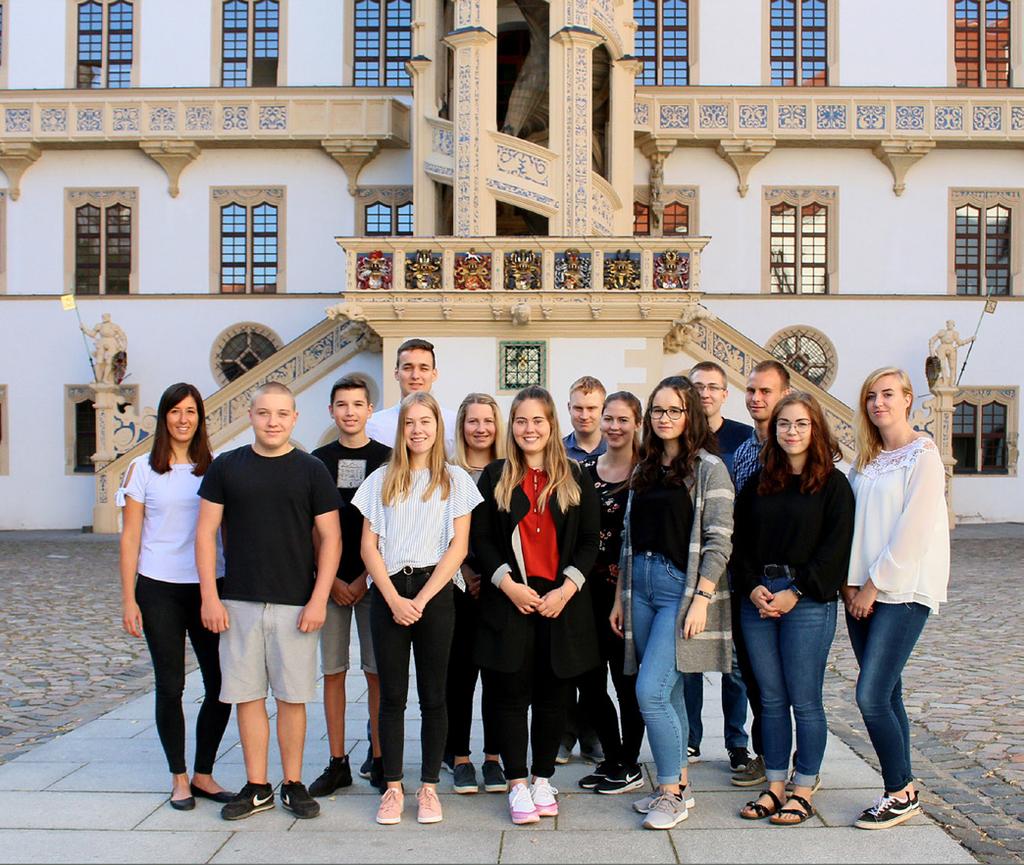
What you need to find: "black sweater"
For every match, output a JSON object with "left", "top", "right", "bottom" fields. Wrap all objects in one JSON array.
[{"left": 733, "top": 467, "right": 855, "bottom": 603}]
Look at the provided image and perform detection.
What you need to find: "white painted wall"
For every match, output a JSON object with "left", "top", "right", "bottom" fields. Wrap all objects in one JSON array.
[
  {"left": 839, "top": 0, "right": 948, "bottom": 87},
  {"left": 698, "top": 0, "right": 761, "bottom": 85},
  {"left": 7, "top": 0, "right": 67, "bottom": 88},
  {"left": 287, "top": 0, "right": 346, "bottom": 86},
  {"left": 139, "top": 0, "right": 213, "bottom": 87}
]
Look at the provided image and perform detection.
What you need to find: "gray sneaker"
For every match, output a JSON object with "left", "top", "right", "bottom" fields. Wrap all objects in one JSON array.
[
  {"left": 731, "top": 754, "right": 767, "bottom": 787},
  {"left": 633, "top": 785, "right": 695, "bottom": 814},
  {"left": 642, "top": 792, "right": 689, "bottom": 829},
  {"left": 786, "top": 771, "right": 822, "bottom": 794}
]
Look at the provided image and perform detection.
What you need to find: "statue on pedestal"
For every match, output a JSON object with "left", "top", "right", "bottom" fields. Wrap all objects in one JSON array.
[
  {"left": 927, "top": 320, "right": 974, "bottom": 390},
  {"left": 80, "top": 313, "right": 127, "bottom": 385}
]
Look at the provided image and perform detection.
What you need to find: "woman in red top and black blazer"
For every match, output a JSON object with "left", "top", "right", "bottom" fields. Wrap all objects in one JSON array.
[{"left": 472, "top": 385, "right": 600, "bottom": 826}]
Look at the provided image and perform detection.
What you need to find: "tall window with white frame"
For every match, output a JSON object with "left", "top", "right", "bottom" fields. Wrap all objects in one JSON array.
[
  {"left": 74, "top": 202, "right": 132, "bottom": 295},
  {"left": 769, "top": 0, "right": 827, "bottom": 86},
  {"left": 955, "top": 0, "right": 1011, "bottom": 87},
  {"left": 955, "top": 202, "right": 1011, "bottom": 295},
  {"left": 76, "top": 0, "right": 134, "bottom": 88},
  {"left": 222, "top": 0, "right": 279, "bottom": 87},
  {"left": 633, "top": 0, "right": 689, "bottom": 85},
  {"left": 769, "top": 201, "right": 828, "bottom": 293},
  {"left": 220, "top": 201, "right": 279, "bottom": 293},
  {"left": 353, "top": 0, "right": 412, "bottom": 86}
]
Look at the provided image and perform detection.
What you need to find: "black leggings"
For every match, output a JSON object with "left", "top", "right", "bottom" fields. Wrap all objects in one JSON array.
[
  {"left": 731, "top": 587, "right": 764, "bottom": 756},
  {"left": 370, "top": 571, "right": 455, "bottom": 784},
  {"left": 135, "top": 575, "right": 231, "bottom": 776},
  {"left": 445, "top": 586, "right": 499, "bottom": 758}
]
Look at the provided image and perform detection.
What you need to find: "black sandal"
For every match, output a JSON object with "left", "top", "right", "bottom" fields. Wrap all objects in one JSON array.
[
  {"left": 740, "top": 788, "right": 782, "bottom": 820},
  {"left": 770, "top": 793, "right": 815, "bottom": 826}
]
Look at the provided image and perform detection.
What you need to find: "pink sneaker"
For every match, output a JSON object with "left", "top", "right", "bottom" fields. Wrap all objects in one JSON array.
[
  {"left": 416, "top": 786, "right": 443, "bottom": 824},
  {"left": 530, "top": 778, "right": 559, "bottom": 817},
  {"left": 376, "top": 787, "right": 404, "bottom": 825},
  {"left": 508, "top": 782, "right": 540, "bottom": 824}
]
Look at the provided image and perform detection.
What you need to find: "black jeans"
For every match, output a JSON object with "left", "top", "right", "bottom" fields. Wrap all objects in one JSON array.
[
  {"left": 370, "top": 569, "right": 455, "bottom": 784},
  {"left": 483, "top": 581, "right": 572, "bottom": 780},
  {"left": 445, "top": 585, "right": 498, "bottom": 758},
  {"left": 135, "top": 575, "right": 231, "bottom": 776},
  {"left": 731, "top": 586, "right": 764, "bottom": 757},
  {"left": 577, "top": 574, "right": 645, "bottom": 766}
]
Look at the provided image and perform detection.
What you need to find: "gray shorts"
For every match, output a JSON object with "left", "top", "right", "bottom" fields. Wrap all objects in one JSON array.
[
  {"left": 219, "top": 600, "right": 319, "bottom": 705},
  {"left": 321, "top": 591, "right": 377, "bottom": 675}
]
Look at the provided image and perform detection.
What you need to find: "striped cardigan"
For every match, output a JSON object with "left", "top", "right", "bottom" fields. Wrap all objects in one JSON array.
[{"left": 620, "top": 450, "right": 735, "bottom": 675}]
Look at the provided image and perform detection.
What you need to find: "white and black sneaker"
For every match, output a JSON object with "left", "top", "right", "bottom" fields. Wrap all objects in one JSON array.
[
  {"left": 221, "top": 781, "right": 275, "bottom": 821},
  {"left": 595, "top": 764, "right": 644, "bottom": 795},
  {"left": 854, "top": 791, "right": 920, "bottom": 830},
  {"left": 280, "top": 781, "right": 320, "bottom": 819},
  {"left": 578, "top": 760, "right": 616, "bottom": 790},
  {"left": 687, "top": 746, "right": 701, "bottom": 763}
]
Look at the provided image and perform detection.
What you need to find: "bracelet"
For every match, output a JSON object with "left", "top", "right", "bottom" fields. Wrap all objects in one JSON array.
[
  {"left": 694, "top": 588, "right": 713, "bottom": 600},
  {"left": 559, "top": 586, "right": 566, "bottom": 603}
]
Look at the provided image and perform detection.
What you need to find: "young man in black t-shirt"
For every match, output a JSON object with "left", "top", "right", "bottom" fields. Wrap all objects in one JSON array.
[
  {"left": 307, "top": 375, "right": 391, "bottom": 798},
  {"left": 197, "top": 382, "right": 341, "bottom": 821}
]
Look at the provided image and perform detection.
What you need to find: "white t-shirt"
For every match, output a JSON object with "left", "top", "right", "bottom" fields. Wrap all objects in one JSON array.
[
  {"left": 351, "top": 464, "right": 483, "bottom": 590},
  {"left": 366, "top": 403, "right": 458, "bottom": 456},
  {"left": 117, "top": 455, "right": 224, "bottom": 584}
]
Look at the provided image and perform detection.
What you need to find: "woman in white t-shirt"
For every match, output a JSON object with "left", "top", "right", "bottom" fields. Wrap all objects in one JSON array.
[
  {"left": 843, "top": 367, "right": 949, "bottom": 831},
  {"left": 119, "top": 383, "right": 232, "bottom": 811},
  {"left": 352, "top": 392, "right": 483, "bottom": 827}
]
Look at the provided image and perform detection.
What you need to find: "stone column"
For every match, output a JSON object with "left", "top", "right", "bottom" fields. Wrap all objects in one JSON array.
[
  {"left": 608, "top": 55, "right": 642, "bottom": 235},
  {"left": 90, "top": 382, "right": 121, "bottom": 534},
  {"left": 409, "top": 0, "right": 440, "bottom": 235},
  {"left": 930, "top": 384, "right": 958, "bottom": 529}
]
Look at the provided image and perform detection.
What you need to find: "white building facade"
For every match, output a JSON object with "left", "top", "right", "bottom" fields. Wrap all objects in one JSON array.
[{"left": 0, "top": 0, "right": 1020, "bottom": 529}]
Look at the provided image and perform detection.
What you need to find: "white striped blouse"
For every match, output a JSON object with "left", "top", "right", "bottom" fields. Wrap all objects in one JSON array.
[{"left": 351, "top": 463, "right": 483, "bottom": 590}]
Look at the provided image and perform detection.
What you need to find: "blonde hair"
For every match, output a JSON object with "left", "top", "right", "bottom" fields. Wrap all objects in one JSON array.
[
  {"left": 381, "top": 392, "right": 451, "bottom": 505},
  {"left": 854, "top": 366, "right": 914, "bottom": 471},
  {"left": 495, "top": 386, "right": 581, "bottom": 513},
  {"left": 454, "top": 393, "right": 505, "bottom": 470}
]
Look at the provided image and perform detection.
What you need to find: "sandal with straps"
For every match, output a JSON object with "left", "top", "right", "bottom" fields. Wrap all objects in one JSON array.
[
  {"left": 770, "top": 793, "right": 815, "bottom": 826},
  {"left": 740, "top": 788, "right": 782, "bottom": 820}
]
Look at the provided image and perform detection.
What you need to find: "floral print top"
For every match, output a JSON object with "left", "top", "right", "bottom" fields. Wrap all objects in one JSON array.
[{"left": 582, "top": 456, "right": 630, "bottom": 587}]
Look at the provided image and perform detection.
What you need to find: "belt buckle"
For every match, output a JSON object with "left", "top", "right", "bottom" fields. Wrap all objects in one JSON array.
[
  {"left": 401, "top": 565, "right": 414, "bottom": 576},
  {"left": 764, "top": 564, "right": 787, "bottom": 579}
]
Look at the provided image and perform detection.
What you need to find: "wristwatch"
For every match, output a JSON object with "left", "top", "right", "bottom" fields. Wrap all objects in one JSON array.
[{"left": 695, "top": 588, "right": 713, "bottom": 600}]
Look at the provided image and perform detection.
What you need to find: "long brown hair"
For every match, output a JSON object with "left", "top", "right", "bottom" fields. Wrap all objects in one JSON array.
[
  {"left": 602, "top": 390, "right": 642, "bottom": 492},
  {"left": 381, "top": 392, "right": 451, "bottom": 505},
  {"left": 854, "top": 366, "right": 914, "bottom": 472},
  {"left": 758, "top": 392, "right": 840, "bottom": 495},
  {"left": 454, "top": 393, "right": 505, "bottom": 470},
  {"left": 149, "top": 382, "right": 213, "bottom": 475},
  {"left": 494, "top": 386, "right": 580, "bottom": 513},
  {"left": 633, "top": 376, "right": 716, "bottom": 492}
]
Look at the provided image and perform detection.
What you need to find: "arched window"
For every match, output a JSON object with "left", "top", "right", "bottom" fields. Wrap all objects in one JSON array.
[
  {"left": 76, "top": 1, "right": 134, "bottom": 88},
  {"left": 954, "top": 199, "right": 1012, "bottom": 296},
  {"left": 765, "top": 326, "right": 838, "bottom": 389},
  {"left": 218, "top": 194, "right": 281, "bottom": 293},
  {"left": 211, "top": 323, "right": 284, "bottom": 385},
  {"left": 354, "top": 0, "right": 411, "bottom": 86},
  {"left": 768, "top": 192, "right": 833, "bottom": 294},
  {"left": 663, "top": 202, "right": 689, "bottom": 235},
  {"left": 633, "top": 0, "right": 689, "bottom": 85}
]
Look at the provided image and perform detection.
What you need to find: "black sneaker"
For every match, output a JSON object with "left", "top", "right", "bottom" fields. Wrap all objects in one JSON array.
[
  {"left": 728, "top": 747, "right": 752, "bottom": 772},
  {"left": 595, "top": 763, "right": 644, "bottom": 795},
  {"left": 359, "top": 742, "right": 373, "bottom": 779},
  {"left": 280, "top": 781, "right": 320, "bottom": 819},
  {"left": 481, "top": 760, "right": 508, "bottom": 793},
  {"left": 687, "top": 745, "right": 701, "bottom": 763},
  {"left": 452, "top": 762, "right": 479, "bottom": 794},
  {"left": 221, "top": 781, "right": 275, "bottom": 821},
  {"left": 854, "top": 791, "right": 920, "bottom": 830},
  {"left": 579, "top": 760, "right": 617, "bottom": 790},
  {"left": 369, "top": 756, "right": 385, "bottom": 793},
  {"left": 308, "top": 755, "right": 353, "bottom": 797}
]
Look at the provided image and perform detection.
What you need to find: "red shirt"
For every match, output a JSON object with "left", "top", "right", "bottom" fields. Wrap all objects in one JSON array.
[{"left": 520, "top": 468, "right": 560, "bottom": 582}]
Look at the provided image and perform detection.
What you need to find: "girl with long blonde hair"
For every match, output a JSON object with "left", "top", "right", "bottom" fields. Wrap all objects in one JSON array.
[
  {"left": 351, "top": 391, "right": 483, "bottom": 826},
  {"left": 471, "top": 385, "right": 600, "bottom": 825}
]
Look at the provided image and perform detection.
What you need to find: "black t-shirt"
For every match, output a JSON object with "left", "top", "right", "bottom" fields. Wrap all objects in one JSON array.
[
  {"left": 630, "top": 468, "right": 694, "bottom": 573},
  {"left": 311, "top": 439, "right": 392, "bottom": 583},
  {"left": 715, "top": 417, "right": 755, "bottom": 476},
  {"left": 198, "top": 446, "right": 339, "bottom": 605},
  {"left": 582, "top": 456, "right": 630, "bottom": 587}
]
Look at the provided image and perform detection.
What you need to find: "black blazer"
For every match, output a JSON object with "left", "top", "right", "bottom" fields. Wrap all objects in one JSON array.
[{"left": 471, "top": 459, "right": 600, "bottom": 679}]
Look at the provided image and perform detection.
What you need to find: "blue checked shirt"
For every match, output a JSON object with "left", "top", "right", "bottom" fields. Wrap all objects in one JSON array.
[{"left": 731, "top": 429, "right": 763, "bottom": 494}]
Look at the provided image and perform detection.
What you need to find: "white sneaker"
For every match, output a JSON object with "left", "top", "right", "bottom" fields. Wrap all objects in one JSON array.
[
  {"left": 642, "top": 791, "right": 689, "bottom": 829},
  {"left": 633, "top": 785, "right": 695, "bottom": 814},
  {"left": 529, "top": 777, "right": 559, "bottom": 817},
  {"left": 508, "top": 783, "right": 540, "bottom": 825}
]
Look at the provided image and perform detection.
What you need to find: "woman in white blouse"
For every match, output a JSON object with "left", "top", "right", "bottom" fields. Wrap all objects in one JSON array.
[
  {"left": 352, "top": 392, "right": 483, "bottom": 827},
  {"left": 119, "top": 383, "right": 232, "bottom": 811},
  {"left": 843, "top": 367, "right": 949, "bottom": 830}
]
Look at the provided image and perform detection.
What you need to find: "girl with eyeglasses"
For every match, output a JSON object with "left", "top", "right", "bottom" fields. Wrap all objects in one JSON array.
[
  {"left": 732, "top": 392, "right": 854, "bottom": 826},
  {"left": 610, "top": 376, "right": 734, "bottom": 830}
]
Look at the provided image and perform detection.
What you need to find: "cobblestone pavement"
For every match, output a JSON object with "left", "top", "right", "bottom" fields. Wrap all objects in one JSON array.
[{"left": 0, "top": 527, "right": 1021, "bottom": 861}]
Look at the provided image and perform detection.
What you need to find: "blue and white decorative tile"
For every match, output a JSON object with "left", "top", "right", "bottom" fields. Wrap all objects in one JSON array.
[
  {"left": 894, "top": 104, "right": 925, "bottom": 131},
  {"left": 934, "top": 105, "right": 963, "bottom": 131},
  {"left": 185, "top": 106, "right": 213, "bottom": 131},
  {"left": 222, "top": 105, "right": 249, "bottom": 131},
  {"left": 973, "top": 105, "right": 1002, "bottom": 132},
  {"left": 112, "top": 107, "right": 139, "bottom": 132},
  {"left": 856, "top": 104, "right": 886, "bottom": 130},
  {"left": 738, "top": 104, "right": 769, "bottom": 129},
  {"left": 76, "top": 108, "right": 103, "bottom": 133},
  {"left": 1012, "top": 106, "right": 1024, "bottom": 131},
  {"left": 816, "top": 104, "right": 847, "bottom": 130},
  {"left": 777, "top": 104, "right": 807, "bottom": 130},
  {"left": 659, "top": 104, "right": 689, "bottom": 129},
  {"left": 4, "top": 108, "right": 31, "bottom": 133},
  {"left": 149, "top": 106, "right": 176, "bottom": 132},
  {"left": 698, "top": 103, "right": 729, "bottom": 129},
  {"left": 634, "top": 101, "right": 649, "bottom": 126},
  {"left": 40, "top": 108, "right": 67, "bottom": 133},
  {"left": 258, "top": 104, "right": 288, "bottom": 130}
]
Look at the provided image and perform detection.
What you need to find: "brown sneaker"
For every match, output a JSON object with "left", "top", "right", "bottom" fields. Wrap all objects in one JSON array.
[
  {"left": 731, "top": 754, "right": 767, "bottom": 787},
  {"left": 416, "top": 785, "right": 443, "bottom": 824}
]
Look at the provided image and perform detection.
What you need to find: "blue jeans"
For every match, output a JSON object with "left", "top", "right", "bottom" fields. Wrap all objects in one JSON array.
[
  {"left": 740, "top": 579, "right": 836, "bottom": 786},
  {"left": 682, "top": 652, "right": 748, "bottom": 751},
  {"left": 845, "top": 601, "right": 930, "bottom": 793},
  {"left": 630, "top": 552, "right": 689, "bottom": 786}
]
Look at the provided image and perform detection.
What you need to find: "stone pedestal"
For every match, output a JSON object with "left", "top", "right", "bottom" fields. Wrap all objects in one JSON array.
[
  {"left": 930, "top": 384, "right": 958, "bottom": 530},
  {"left": 90, "top": 382, "right": 121, "bottom": 534}
]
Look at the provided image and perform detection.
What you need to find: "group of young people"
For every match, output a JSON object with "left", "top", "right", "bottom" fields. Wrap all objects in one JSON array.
[{"left": 118, "top": 337, "right": 949, "bottom": 832}]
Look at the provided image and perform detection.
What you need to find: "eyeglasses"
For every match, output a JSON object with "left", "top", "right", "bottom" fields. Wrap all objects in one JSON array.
[
  {"left": 650, "top": 407, "right": 685, "bottom": 421},
  {"left": 692, "top": 383, "right": 725, "bottom": 394},
  {"left": 776, "top": 419, "right": 812, "bottom": 433}
]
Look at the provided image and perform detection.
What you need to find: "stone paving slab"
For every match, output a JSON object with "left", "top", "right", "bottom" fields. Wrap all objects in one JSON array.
[
  {"left": 0, "top": 760, "right": 83, "bottom": 791},
  {"left": 0, "top": 830, "right": 231, "bottom": 864},
  {"left": 0, "top": 791, "right": 164, "bottom": 830},
  {"left": 499, "top": 829, "right": 678, "bottom": 864}
]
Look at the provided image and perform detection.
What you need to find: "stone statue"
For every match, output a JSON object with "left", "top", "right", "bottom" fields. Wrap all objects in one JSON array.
[
  {"left": 509, "top": 300, "right": 532, "bottom": 326},
  {"left": 649, "top": 153, "right": 665, "bottom": 234},
  {"left": 928, "top": 320, "right": 974, "bottom": 390},
  {"left": 80, "top": 313, "right": 127, "bottom": 385},
  {"left": 324, "top": 302, "right": 368, "bottom": 323},
  {"left": 663, "top": 301, "right": 717, "bottom": 354}
]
